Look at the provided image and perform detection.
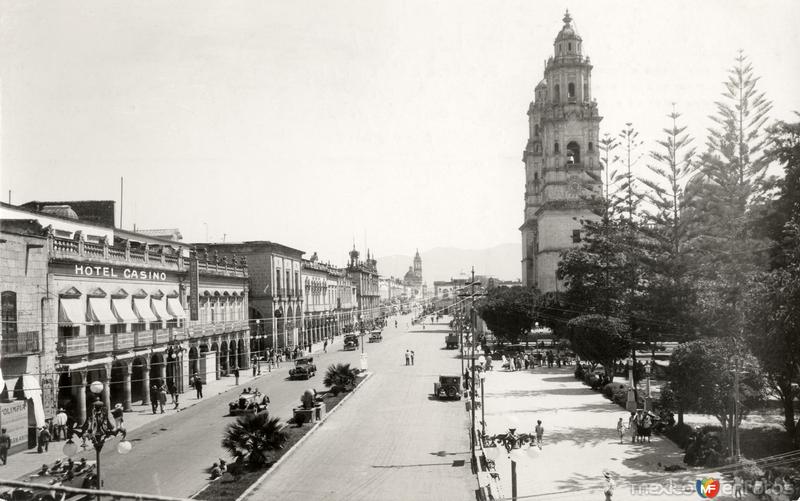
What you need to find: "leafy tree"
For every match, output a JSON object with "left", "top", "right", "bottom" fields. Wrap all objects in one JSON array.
[
  {"left": 743, "top": 117, "right": 800, "bottom": 445},
  {"left": 221, "top": 412, "right": 288, "bottom": 467},
  {"left": 566, "top": 314, "right": 631, "bottom": 378},
  {"left": 475, "top": 286, "right": 537, "bottom": 345},
  {"left": 323, "top": 363, "right": 358, "bottom": 393},
  {"left": 667, "top": 338, "right": 766, "bottom": 450}
]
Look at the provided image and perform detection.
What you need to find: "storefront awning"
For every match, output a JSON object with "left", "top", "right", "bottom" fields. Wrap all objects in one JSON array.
[
  {"left": 151, "top": 298, "right": 173, "bottom": 321},
  {"left": 111, "top": 298, "right": 139, "bottom": 324},
  {"left": 166, "top": 297, "right": 187, "bottom": 319},
  {"left": 20, "top": 375, "right": 45, "bottom": 427},
  {"left": 87, "top": 297, "right": 118, "bottom": 324},
  {"left": 59, "top": 298, "right": 84, "bottom": 325},
  {"left": 133, "top": 297, "right": 158, "bottom": 322}
]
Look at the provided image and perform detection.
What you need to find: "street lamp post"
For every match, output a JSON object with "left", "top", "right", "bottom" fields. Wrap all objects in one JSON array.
[
  {"left": 625, "top": 357, "right": 637, "bottom": 412},
  {"left": 63, "top": 381, "right": 132, "bottom": 500},
  {"left": 644, "top": 361, "right": 652, "bottom": 412},
  {"left": 479, "top": 370, "right": 486, "bottom": 438}
]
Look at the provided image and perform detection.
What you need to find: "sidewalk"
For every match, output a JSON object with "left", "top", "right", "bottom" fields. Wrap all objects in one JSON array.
[
  {"left": 479, "top": 366, "right": 753, "bottom": 501},
  {"left": 0, "top": 336, "right": 342, "bottom": 483}
]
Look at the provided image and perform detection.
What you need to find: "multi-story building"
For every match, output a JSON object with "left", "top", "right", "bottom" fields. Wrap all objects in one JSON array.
[
  {"left": 402, "top": 250, "right": 424, "bottom": 297},
  {"left": 202, "top": 242, "right": 304, "bottom": 355},
  {"left": 0, "top": 201, "right": 250, "bottom": 450},
  {"left": 346, "top": 247, "right": 380, "bottom": 324},
  {"left": 301, "top": 255, "right": 343, "bottom": 345},
  {"left": 520, "top": 11, "right": 603, "bottom": 292}
]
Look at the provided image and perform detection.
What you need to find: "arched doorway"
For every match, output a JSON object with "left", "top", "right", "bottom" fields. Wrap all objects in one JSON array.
[
  {"left": 56, "top": 372, "right": 74, "bottom": 416},
  {"left": 228, "top": 340, "right": 237, "bottom": 370},
  {"left": 109, "top": 361, "right": 127, "bottom": 408},
  {"left": 188, "top": 346, "right": 199, "bottom": 378},
  {"left": 131, "top": 358, "right": 146, "bottom": 404},
  {"left": 286, "top": 306, "right": 294, "bottom": 347},
  {"left": 219, "top": 342, "right": 229, "bottom": 375},
  {"left": 237, "top": 339, "right": 247, "bottom": 369},
  {"left": 211, "top": 342, "right": 220, "bottom": 380},
  {"left": 150, "top": 353, "right": 166, "bottom": 389}
]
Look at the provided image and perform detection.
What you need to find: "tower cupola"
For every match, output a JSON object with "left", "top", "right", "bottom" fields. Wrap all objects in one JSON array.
[{"left": 554, "top": 10, "right": 582, "bottom": 58}]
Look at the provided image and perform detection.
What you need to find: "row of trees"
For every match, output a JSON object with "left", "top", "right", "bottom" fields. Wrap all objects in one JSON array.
[{"left": 478, "top": 51, "right": 800, "bottom": 449}]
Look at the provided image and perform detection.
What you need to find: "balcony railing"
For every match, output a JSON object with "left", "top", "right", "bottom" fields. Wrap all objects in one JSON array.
[
  {"left": 58, "top": 337, "right": 88, "bottom": 357},
  {"left": 1, "top": 331, "right": 40, "bottom": 355},
  {"left": 113, "top": 332, "right": 135, "bottom": 351},
  {"left": 88, "top": 334, "right": 113, "bottom": 353}
]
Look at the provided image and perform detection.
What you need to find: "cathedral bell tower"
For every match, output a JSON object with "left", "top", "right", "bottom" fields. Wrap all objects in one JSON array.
[{"left": 519, "top": 10, "right": 602, "bottom": 292}]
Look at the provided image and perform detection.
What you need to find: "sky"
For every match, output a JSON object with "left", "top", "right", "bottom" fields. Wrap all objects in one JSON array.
[{"left": 2, "top": 0, "right": 799, "bottom": 269}]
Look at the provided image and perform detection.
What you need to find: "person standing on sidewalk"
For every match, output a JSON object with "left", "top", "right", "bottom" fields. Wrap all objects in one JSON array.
[
  {"left": 0, "top": 428, "right": 11, "bottom": 465},
  {"left": 168, "top": 381, "right": 179, "bottom": 409},
  {"left": 323, "top": 339, "right": 328, "bottom": 353},
  {"left": 410, "top": 350, "right": 415, "bottom": 366},
  {"left": 194, "top": 374, "right": 204, "bottom": 399},
  {"left": 37, "top": 426, "right": 51, "bottom": 453},
  {"left": 252, "top": 357, "right": 258, "bottom": 377},
  {"left": 234, "top": 368, "right": 240, "bottom": 386},
  {"left": 405, "top": 350, "right": 410, "bottom": 366},
  {"left": 150, "top": 384, "right": 159, "bottom": 414},
  {"left": 53, "top": 409, "right": 68, "bottom": 441},
  {"left": 616, "top": 417, "right": 625, "bottom": 444}
]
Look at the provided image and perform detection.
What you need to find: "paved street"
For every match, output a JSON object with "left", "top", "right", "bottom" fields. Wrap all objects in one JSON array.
[
  {"left": 242, "top": 317, "right": 476, "bottom": 501},
  {"left": 480, "top": 366, "right": 748, "bottom": 501}
]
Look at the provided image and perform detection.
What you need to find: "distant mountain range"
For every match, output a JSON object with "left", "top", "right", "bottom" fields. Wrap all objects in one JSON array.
[{"left": 377, "top": 243, "right": 520, "bottom": 284}]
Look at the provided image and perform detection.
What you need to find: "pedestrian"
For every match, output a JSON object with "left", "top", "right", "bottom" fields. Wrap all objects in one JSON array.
[
  {"left": 410, "top": 350, "right": 415, "bottom": 366},
  {"left": 150, "top": 384, "right": 159, "bottom": 414},
  {"left": 252, "top": 357, "right": 258, "bottom": 377},
  {"left": 168, "top": 381, "right": 179, "bottom": 409},
  {"left": 158, "top": 385, "right": 168, "bottom": 413},
  {"left": 53, "top": 408, "right": 68, "bottom": 441},
  {"left": 111, "top": 403, "right": 124, "bottom": 429},
  {"left": 37, "top": 426, "right": 51, "bottom": 453},
  {"left": 628, "top": 412, "right": 639, "bottom": 443},
  {"left": 405, "top": 350, "right": 410, "bottom": 366},
  {"left": 234, "top": 368, "right": 240, "bottom": 386},
  {"left": 194, "top": 373, "right": 204, "bottom": 399},
  {"left": 0, "top": 428, "right": 10, "bottom": 465},
  {"left": 603, "top": 471, "right": 615, "bottom": 501},
  {"left": 323, "top": 339, "right": 328, "bottom": 353},
  {"left": 616, "top": 417, "right": 625, "bottom": 444},
  {"left": 534, "top": 420, "right": 544, "bottom": 449}
]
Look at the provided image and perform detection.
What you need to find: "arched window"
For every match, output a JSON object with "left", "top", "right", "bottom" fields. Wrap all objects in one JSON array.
[
  {"left": 1, "top": 291, "right": 17, "bottom": 336},
  {"left": 568, "top": 83, "right": 575, "bottom": 99},
  {"left": 566, "top": 141, "right": 581, "bottom": 163},
  {"left": 568, "top": 42, "right": 572, "bottom": 52},
  {"left": 553, "top": 85, "right": 560, "bottom": 103},
  {"left": 554, "top": 142, "right": 560, "bottom": 154},
  {"left": 588, "top": 142, "right": 594, "bottom": 152}
]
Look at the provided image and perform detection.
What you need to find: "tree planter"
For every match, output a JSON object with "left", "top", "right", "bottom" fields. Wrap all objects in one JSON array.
[{"left": 293, "top": 408, "right": 314, "bottom": 425}]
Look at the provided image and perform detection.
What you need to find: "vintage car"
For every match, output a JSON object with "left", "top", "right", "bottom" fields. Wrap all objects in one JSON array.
[
  {"left": 289, "top": 356, "right": 317, "bottom": 379},
  {"left": 343, "top": 334, "right": 359, "bottom": 350},
  {"left": 368, "top": 330, "right": 382, "bottom": 342},
  {"left": 445, "top": 334, "right": 459, "bottom": 349},
  {"left": 228, "top": 389, "right": 270, "bottom": 415},
  {"left": 433, "top": 375, "right": 462, "bottom": 400}
]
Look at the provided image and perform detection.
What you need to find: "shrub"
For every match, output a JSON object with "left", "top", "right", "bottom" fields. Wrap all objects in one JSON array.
[
  {"left": 684, "top": 426, "right": 726, "bottom": 467},
  {"left": 603, "top": 382, "right": 625, "bottom": 400},
  {"left": 300, "top": 389, "right": 315, "bottom": 410},
  {"left": 221, "top": 412, "right": 288, "bottom": 467},
  {"left": 574, "top": 365, "right": 585, "bottom": 380},
  {"left": 663, "top": 422, "right": 693, "bottom": 449}
]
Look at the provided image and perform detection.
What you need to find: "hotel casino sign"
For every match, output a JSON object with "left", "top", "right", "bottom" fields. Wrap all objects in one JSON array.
[{"left": 50, "top": 261, "right": 182, "bottom": 282}]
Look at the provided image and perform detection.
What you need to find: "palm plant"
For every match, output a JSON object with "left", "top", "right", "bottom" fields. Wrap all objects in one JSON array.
[
  {"left": 221, "top": 412, "right": 287, "bottom": 467},
  {"left": 323, "top": 363, "right": 357, "bottom": 393}
]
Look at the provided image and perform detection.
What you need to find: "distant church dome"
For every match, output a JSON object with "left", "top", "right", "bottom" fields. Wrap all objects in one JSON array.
[{"left": 41, "top": 204, "right": 79, "bottom": 220}]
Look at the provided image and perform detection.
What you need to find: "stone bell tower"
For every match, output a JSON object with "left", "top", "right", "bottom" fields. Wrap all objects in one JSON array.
[{"left": 520, "top": 10, "right": 602, "bottom": 292}]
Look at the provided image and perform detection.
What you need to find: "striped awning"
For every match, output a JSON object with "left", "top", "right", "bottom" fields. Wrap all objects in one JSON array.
[
  {"left": 166, "top": 297, "right": 187, "bottom": 319},
  {"left": 87, "top": 297, "right": 118, "bottom": 324},
  {"left": 151, "top": 298, "right": 173, "bottom": 321},
  {"left": 111, "top": 298, "right": 139, "bottom": 323},
  {"left": 58, "top": 298, "right": 84, "bottom": 324}
]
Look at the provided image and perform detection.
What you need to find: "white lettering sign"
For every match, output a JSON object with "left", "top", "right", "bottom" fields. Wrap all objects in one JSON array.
[{"left": 75, "top": 265, "right": 166, "bottom": 281}]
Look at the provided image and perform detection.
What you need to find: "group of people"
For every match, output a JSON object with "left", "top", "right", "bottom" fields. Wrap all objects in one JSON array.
[
  {"left": 617, "top": 410, "right": 654, "bottom": 444},
  {"left": 404, "top": 350, "right": 416, "bottom": 366},
  {"left": 149, "top": 381, "right": 179, "bottom": 413},
  {"left": 36, "top": 457, "right": 94, "bottom": 486},
  {"left": 502, "top": 351, "right": 567, "bottom": 372}
]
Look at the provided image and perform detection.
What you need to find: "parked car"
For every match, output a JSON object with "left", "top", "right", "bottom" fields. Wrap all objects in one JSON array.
[
  {"left": 228, "top": 389, "right": 270, "bottom": 415},
  {"left": 445, "top": 334, "right": 459, "bottom": 349},
  {"left": 344, "top": 334, "right": 359, "bottom": 350},
  {"left": 433, "top": 375, "right": 462, "bottom": 400},
  {"left": 289, "top": 356, "right": 317, "bottom": 379}
]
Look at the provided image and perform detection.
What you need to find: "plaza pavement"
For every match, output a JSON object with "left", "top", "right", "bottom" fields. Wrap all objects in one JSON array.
[
  {"left": 480, "top": 365, "right": 757, "bottom": 501},
  {"left": 0, "top": 336, "right": 339, "bottom": 489}
]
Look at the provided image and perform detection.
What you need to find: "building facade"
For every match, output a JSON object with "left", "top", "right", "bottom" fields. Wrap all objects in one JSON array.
[
  {"left": 1, "top": 202, "right": 250, "bottom": 444},
  {"left": 202, "top": 242, "right": 304, "bottom": 355},
  {"left": 520, "top": 11, "right": 602, "bottom": 292},
  {"left": 302, "top": 256, "right": 351, "bottom": 345},
  {"left": 402, "top": 249, "right": 424, "bottom": 296},
  {"left": 346, "top": 248, "right": 380, "bottom": 323}
]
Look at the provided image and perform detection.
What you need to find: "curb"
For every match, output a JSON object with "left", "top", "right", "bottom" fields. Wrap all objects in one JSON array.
[{"left": 191, "top": 370, "right": 374, "bottom": 501}]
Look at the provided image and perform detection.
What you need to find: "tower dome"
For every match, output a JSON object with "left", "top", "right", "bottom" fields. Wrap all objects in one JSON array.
[{"left": 554, "top": 10, "right": 583, "bottom": 57}]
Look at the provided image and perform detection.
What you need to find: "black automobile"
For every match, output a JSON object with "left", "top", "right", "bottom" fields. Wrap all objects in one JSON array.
[{"left": 289, "top": 356, "right": 317, "bottom": 380}]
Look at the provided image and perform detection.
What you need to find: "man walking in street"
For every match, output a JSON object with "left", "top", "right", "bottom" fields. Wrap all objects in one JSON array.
[
  {"left": 234, "top": 367, "right": 240, "bottom": 386},
  {"left": 150, "top": 383, "right": 159, "bottom": 414},
  {"left": 534, "top": 420, "right": 544, "bottom": 449},
  {"left": 0, "top": 428, "right": 11, "bottom": 465},
  {"left": 37, "top": 426, "right": 51, "bottom": 453},
  {"left": 405, "top": 350, "right": 410, "bottom": 366},
  {"left": 410, "top": 350, "right": 415, "bottom": 366},
  {"left": 323, "top": 339, "right": 328, "bottom": 353},
  {"left": 252, "top": 357, "right": 258, "bottom": 377},
  {"left": 53, "top": 408, "right": 68, "bottom": 441}
]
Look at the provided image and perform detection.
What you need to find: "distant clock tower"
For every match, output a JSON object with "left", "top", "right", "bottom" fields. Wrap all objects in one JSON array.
[{"left": 520, "top": 11, "right": 602, "bottom": 292}]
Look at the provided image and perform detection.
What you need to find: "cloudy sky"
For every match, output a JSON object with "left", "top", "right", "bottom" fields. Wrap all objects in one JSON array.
[{"left": 2, "top": 0, "right": 799, "bottom": 267}]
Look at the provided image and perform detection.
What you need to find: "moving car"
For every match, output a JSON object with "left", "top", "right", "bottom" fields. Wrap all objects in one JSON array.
[
  {"left": 433, "top": 375, "right": 462, "bottom": 400},
  {"left": 445, "top": 334, "right": 459, "bottom": 349},
  {"left": 344, "top": 334, "right": 359, "bottom": 350},
  {"left": 369, "top": 330, "right": 383, "bottom": 342},
  {"left": 289, "top": 356, "right": 317, "bottom": 379},
  {"left": 228, "top": 388, "right": 270, "bottom": 415}
]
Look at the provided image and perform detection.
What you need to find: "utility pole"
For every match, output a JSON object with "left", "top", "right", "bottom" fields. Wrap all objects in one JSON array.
[{"left": 469, "top": 266, "right": 477, "bottom": 467}]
